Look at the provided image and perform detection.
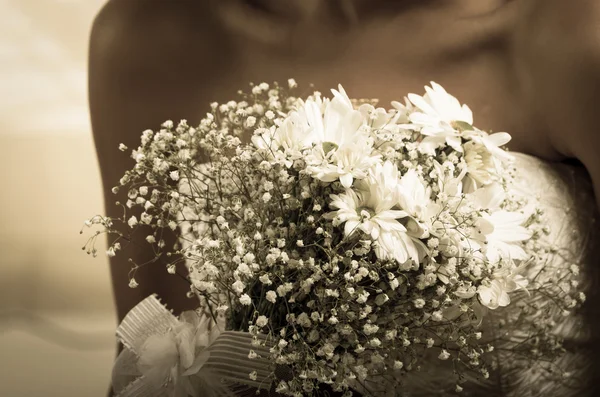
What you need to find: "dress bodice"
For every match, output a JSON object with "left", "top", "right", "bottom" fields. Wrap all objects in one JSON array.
[
  {"left": 394, "top": 153, "right": 600, "bottom": 397},
  {"left": 502, "top": 153, "right": 599, "bottom": 396}
]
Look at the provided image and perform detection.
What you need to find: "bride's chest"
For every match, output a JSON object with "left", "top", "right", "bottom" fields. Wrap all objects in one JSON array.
[{"left": 216, "top": 27, "right": 555, "bottom": 159}]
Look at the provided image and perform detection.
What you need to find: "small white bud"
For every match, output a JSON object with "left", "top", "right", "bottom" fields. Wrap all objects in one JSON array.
[{"left": 239, "top": 294, "right": 252, "bottom": 305}]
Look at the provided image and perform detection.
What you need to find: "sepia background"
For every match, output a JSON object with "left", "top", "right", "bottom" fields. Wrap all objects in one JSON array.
[{"left": 0, "top": 1, "right": 116, "bottom": 396}]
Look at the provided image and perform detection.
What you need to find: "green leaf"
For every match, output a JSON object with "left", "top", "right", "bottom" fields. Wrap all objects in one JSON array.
[
  {"left": 452, "top": 121, "right": 474, "bottom": 132},
  {"left": 322, "top": 141, "right": 339, "bottom": 155}
]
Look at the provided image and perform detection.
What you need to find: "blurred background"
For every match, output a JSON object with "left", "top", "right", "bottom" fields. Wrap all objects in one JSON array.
[{"left": 0, "top": 1, "right": 116, "bottom": 396}]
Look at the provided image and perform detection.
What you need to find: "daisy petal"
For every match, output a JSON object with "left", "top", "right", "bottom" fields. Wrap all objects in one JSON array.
[
  {"left": 486, "top": 132, "right": 512, "bottom": 147},
  {"left": 339, "top": 173, "right": 354, "bottom": 188}
]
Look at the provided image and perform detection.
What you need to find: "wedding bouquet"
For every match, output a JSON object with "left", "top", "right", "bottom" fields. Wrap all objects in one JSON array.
[{"left": 84, "top": 81, "right": 584, "bottom": 396}]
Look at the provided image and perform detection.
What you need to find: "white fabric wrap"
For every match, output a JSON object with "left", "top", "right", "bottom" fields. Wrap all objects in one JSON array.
[{"left": 112, "top": 295, "right": 274, "bottom": 397}]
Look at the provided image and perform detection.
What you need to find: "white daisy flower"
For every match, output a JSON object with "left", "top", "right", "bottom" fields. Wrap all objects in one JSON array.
[
  {"left": 478, "top": 262, "right": 529, "bottom": 309},
  {"left": 463, "top": 129, "right": 513, "bottom": 161},
  {"left": 306, "top": 135, "right": 380, "bottom": 188},
  {"left": 251, "top": 112, "right": 314, "bottom": 164},
  {"left": 300, "top": 86, "right": 381, "bottom": 187},
  {"left": 299, "top": 84, "right": 363, "bottom": 149},
  {"left": 482, "top": 210, "right": 533, "bottom": 263},
  {"left": 477, "top": 280, "right": 508, "bottom": 309},
  {"left": 462, "top": 140, "right": 502, "bottom": 193},
  {"left": 325, "top": 161, "right": 423, "bottom": 266},
  {"left": 396, "top": 168, "right": 433, "bottom": 238},
  {"left": 432, "top": 160, "right": 468, "bottom": 199},
  {"left": 406, "top": 82, "right": 473, "bottom": 153},
  {"left": 357, "top": 102, "right": 402, "bottom": 132},
  {"left": 326, "top": 188, "right": 407, "bottom": 239},
  {"left": 468, "top": 183, "right": 533, "bottom": 263}
]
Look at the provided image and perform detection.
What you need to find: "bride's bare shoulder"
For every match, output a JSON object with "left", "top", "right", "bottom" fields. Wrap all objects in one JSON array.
[
  {"left": 90, "top": 0, "right": 227, "bottom": 60},
  {"left": 89, "top": 1, "right": 237, "bottom": 135}
]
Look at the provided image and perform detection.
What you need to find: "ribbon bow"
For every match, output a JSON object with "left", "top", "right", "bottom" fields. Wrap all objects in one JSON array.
[{"left": 112, "top": 295, "right": 273, "bottom": 397}]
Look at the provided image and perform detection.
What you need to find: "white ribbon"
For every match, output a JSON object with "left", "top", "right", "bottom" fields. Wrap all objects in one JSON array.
[{"left": 112, "top": 295, "right": 274, "bottom": 397}]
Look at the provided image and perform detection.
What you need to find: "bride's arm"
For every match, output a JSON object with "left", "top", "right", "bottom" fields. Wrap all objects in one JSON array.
[
  {"left": 549, "top": 1, "right": 600, "bottom": 212},
  {"left": 88, "top": 0, "right": 241, "bottom": 323},
  {"left": 516, "top": 0, "right": 600, "bottom": 210},
  {"left": 560, "top": 4, "right": 600, "bottom": 212}
]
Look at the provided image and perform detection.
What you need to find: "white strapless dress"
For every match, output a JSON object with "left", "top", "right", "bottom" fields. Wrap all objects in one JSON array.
[{"left": 391, "top": 153, "right": 600, "bottom": 397}]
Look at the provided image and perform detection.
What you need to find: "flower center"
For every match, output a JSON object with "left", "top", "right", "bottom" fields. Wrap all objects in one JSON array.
[
  {"left": 357, "top": 206, "right": 375, "bottom": 220},
  {"left": 451, "top": 120, "right": 474, "bottom": 132},
  {"left": 322, "top": 141, "right": 339, "bottom": 155}
]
